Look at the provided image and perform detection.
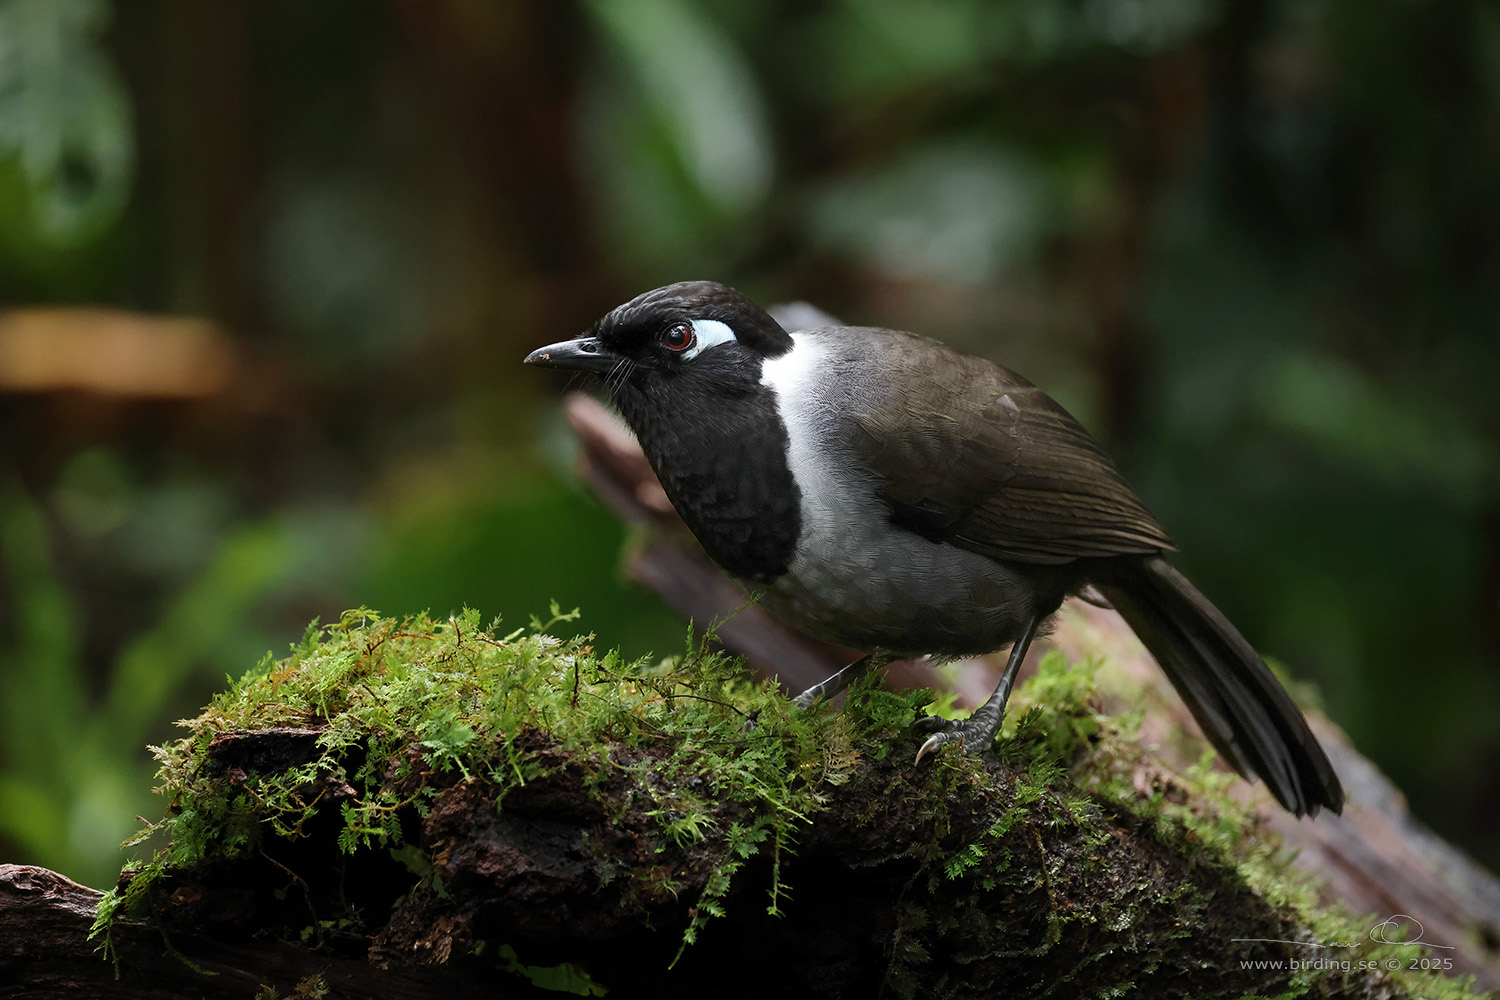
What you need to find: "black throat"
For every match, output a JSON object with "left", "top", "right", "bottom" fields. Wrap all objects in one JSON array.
[{"left": 609, "top": 351, "right": 801, "bottom": 583}]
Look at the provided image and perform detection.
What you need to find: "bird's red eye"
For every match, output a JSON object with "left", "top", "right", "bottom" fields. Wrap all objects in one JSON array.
[{"left": 661, "top": 323, "right": 694, "bottom": 352}]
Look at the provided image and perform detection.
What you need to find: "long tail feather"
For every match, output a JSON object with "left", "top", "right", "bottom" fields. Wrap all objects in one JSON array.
[{"left": 1095, "top": 555, "right": 1343, "bottom": 817}]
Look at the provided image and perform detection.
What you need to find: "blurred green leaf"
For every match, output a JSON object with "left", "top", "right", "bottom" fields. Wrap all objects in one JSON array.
[
  {"left": 0, "top": 774, "right": 66, "bottom": 863},
  {"left": 0, "top": 0, "right": 133, "bottom": 247},
  {"left": 813, "top": 0, "right": 989, "bottom": 99},
  {"left": 0, "top": 486, "right": 86, "bottom": 776},
  {"left": 361, "top": 468, "right": 681, "bottom": 663},
  {"left": 585, "top": 0, "right": 772, "bottom": 212},
  {"left": 101, "top": 517, "right": 305, "bottom": 749},
  {"left": 808, "top": 141, "right": 1046, "bottom": 285},
  {"left": 1258, "top": 349, "right": 1492, "bottom": 502},
  {"left": 0, "top": 486, "right": 134, "bottom": 882}
]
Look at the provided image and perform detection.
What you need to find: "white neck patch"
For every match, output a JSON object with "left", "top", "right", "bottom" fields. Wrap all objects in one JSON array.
[
  {"left": 758, "top": 330, "right": 814, "bottom": 399},
  {"left": 683, "top": 318, "right": 738, "bottom": 360},
  {"left": 758, "top": 331, "right": 874, "bottom": 546}
]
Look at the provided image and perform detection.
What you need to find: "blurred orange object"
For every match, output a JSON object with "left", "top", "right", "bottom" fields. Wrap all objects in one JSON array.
[{"left": 0, "top": 308, "right": 236, "bottom": 399}]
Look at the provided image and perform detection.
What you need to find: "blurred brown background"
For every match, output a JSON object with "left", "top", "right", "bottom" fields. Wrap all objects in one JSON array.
[{"left": 0, "top": 0, "right": 1496, "bottom": 889}]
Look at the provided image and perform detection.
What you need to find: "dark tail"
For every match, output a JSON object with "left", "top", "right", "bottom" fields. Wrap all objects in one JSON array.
[{"left": 1094, "top": 555, "right": 1343, "bottom": 817}]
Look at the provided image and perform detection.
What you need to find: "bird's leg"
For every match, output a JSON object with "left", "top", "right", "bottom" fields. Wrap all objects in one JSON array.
[
  {"left": 792, "top": 652, "right": 888, "bottom": 709},
  {"left": 913, "top": 614, "right": 1041, "bottom": 762}
]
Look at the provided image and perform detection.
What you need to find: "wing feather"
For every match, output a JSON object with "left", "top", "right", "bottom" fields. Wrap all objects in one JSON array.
[{"left": 844, "top": 330, "right": 1172, "bottom": 565}]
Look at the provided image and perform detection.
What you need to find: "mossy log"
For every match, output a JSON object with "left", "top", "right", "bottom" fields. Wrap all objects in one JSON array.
[{"left": 0, "top": 609, "right": 1485, "bottom": 1000}]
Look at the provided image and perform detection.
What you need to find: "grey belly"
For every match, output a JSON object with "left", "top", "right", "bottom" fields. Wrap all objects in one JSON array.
[{"left": 749, "top": 530, "right": 1042, "bottom": 658}]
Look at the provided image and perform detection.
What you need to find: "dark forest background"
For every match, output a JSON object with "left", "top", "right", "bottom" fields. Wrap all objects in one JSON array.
[{"left": 0, "top": 0, "right": 1496, "bottom": 890}]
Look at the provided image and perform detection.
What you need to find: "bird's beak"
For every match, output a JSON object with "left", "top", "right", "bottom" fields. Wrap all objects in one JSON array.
[{"left": 523, "top": 336, "right": 621, "bottom": 374}]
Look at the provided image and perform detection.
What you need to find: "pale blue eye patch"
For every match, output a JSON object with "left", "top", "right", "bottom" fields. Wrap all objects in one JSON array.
[{"left": 683, "top": 318, "right": 738, "bottom": 360}]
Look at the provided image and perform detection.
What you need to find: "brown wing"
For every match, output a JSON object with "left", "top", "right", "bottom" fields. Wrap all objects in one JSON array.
[{"left": 845, "top": 331, "right": 1172, "bottom": 565}]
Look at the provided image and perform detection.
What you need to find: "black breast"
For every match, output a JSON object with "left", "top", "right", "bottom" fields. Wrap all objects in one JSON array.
[{"left": 610, "top": 356, "right": 801, "bottom": 583}]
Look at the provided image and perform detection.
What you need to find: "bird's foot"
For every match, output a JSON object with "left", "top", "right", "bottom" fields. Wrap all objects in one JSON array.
[
  {"left": 912, "top": 713, "right": 1002, "bottom": 764},
  {"left": 912, "top": 615, "right": 1038, "bottom": 765},
  {"left": 791, "top": 652, "right": 882, "bottom": 711}
]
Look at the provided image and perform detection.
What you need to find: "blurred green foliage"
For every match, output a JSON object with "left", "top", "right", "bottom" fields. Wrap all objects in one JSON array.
[
  {"left": 0, "top": 0, "right": 133, "bottom": 254},
  {"left": 0, "top": 0, "right": 1496, "bottom": 890}
]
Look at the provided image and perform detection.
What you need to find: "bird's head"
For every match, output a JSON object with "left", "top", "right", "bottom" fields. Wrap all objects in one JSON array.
[{"left": 523, "top": 281, "right": 793, "bottom": 398}]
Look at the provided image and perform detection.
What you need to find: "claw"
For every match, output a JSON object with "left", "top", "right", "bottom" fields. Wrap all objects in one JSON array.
[
  {"left": 912, "top": 714, "right": 949, "bottom": 734},
  {"left": 912, "top": 613, "right": 1036, "bottom": 764},
  {"left": 915, "top": 731, "right": 963, "bottom": 764}
]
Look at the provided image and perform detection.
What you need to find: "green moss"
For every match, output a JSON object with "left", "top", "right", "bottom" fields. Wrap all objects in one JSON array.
[
  {"left": 91, "top": 606, "right": 888, "bottom": 959},
  {"left": 914, "top": 651, "right": 1482, "bottom": 1000},
  {"left": 89, "top": 609, "right": 1480, "bottom": 999}
]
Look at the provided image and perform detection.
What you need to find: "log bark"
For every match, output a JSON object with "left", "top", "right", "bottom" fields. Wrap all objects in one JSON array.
[
  {"left": 0, "top": 732, "right": 1457, "bottom": 999},
  {"left": 3, "top": 707, "right": 1491, "bottom": 998},
  {"left": 0, "top": 864, "right": 545, "bottom": 999}
]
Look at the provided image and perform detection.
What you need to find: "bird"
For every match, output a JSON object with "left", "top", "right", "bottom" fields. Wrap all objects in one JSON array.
[{"left": 525, "top": 280, "right": 1344, "bottom": 817}]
